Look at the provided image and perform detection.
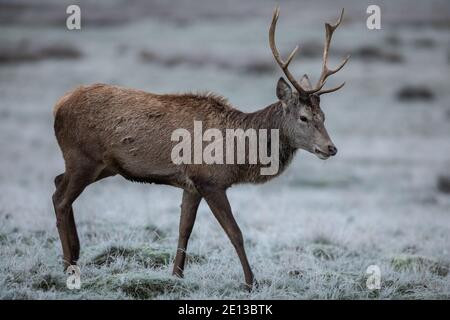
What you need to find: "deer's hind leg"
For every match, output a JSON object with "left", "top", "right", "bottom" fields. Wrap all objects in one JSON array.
[
  {"left": 53, "top": 153, "right": 104, "bottom": 269},
  {"left": 53, "top": 173, "right": 80, "bottom": 264},
  {"left": 172, "top": 190, "right": 202, "bottom": 278}
]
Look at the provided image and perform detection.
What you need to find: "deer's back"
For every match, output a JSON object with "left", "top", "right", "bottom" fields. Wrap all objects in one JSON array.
[{"left": 54, "top": 83, "right": 243, "bottom": 188}]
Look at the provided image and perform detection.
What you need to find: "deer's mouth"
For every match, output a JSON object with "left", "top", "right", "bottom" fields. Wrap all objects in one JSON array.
[{"left": 313, "top": 147, "right": 330, "bottom": 160}]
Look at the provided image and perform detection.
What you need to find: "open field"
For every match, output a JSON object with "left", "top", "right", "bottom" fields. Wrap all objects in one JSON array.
[{"left": 1, "top": 0, "right": 450, "bottom": 299}]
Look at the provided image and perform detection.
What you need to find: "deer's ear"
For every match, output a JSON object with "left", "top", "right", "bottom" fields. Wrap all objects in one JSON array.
[
  {"left": 276, "top": 77, "right": 292, "bottom": 101},
  {"left": 300, "top": 74, "right": 312, "bottom": 90}
]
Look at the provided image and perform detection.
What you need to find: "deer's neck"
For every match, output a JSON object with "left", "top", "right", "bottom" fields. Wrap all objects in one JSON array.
[{"left": 232, "top": 102, "right": 297, "bottom": 183}]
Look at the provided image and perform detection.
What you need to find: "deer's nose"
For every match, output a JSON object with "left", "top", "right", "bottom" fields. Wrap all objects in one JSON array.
[{"left": 328, "top": 145, "right": 338, "bottom": 156}]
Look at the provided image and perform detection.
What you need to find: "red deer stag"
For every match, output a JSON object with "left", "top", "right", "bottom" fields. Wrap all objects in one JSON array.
[{"left": 52, "top": 7, "right": 349, "bottom": 289}]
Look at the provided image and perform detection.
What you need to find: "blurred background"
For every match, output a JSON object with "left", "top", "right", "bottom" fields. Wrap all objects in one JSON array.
[{"left": 0, "top": 0, "right": 449, "bottom": 299}]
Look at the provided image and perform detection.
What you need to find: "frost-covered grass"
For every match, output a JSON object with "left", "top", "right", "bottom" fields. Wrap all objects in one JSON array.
[
  {"left": 1, "top": 168, "right": 449, "bottom": 299},
  {"left": 1, "top": 0, "right": 450, "bottom": 299},
  {"left": 1, "top": 207, "right": 449, "bottom": 299}
]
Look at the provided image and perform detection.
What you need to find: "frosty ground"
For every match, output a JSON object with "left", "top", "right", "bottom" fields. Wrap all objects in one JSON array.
[{"left": 0, "top": 0, "right": 450, "bottom": 299}]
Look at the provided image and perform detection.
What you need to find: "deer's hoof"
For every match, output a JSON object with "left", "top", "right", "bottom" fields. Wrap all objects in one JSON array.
[
  {"left": 62, "top": 261, "right": 70, "bottom": 272},
  {"left": 242, "top": 279, "right": 259, "bottom": 292}
]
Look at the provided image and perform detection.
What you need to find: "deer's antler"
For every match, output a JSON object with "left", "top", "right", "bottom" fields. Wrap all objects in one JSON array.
[
  {"left": 269, "top": 7, "right": 349, "bottom": 97},
  {"left": 315, "top": 8, "right": 350, "bottom": 96},
  {"left": 269, "top": 6, "right": 325, "bottom": 96}
]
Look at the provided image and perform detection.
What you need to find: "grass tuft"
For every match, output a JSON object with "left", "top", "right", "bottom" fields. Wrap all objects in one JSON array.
[
  {"left": 32, "top": 273, "right": 66, "bottom": 291},
  {"left": 90, "top": 246, "right": 171, "bottom": 268},
  {"left": 84, "top": 273, "right": 198, "bottom": 299},
  {"left": 391, "top": 254, "right": 449, "bottom": 276}
]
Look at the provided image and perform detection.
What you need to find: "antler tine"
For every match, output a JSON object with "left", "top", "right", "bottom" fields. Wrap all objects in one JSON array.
[
  {"left": 318, "top": 54, "right": 350, "bottom": 85},
  {"left": 316, "top": 9, "right": 350, "bottom": 95},
  {"left": 317, "top": 82, "right": 345, "bottom": 96},
  {"left": 284, "top": 45, "right": 299, "bottom": 68},
  {"left": 269, "top": 6, "right": 319, "bottom": 95}
]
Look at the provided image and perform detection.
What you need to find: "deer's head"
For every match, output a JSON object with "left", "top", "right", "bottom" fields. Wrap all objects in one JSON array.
[{"left": 270, "top": 7, "right": 349, "bottom": 160}]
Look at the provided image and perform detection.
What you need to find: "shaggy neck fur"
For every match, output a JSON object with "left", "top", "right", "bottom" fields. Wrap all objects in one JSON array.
[{"left": 229, "top": 101, "right": 298, "bottom": 183}]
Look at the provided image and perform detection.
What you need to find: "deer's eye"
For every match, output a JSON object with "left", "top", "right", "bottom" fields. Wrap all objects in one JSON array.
[{"left": 299, "top": 116, "right": 308, "bottom": 123}]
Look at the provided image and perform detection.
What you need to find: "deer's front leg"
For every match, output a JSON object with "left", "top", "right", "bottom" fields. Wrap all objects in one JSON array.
[
  {"left": 172, "top": 190, "right": 202, "bottom": 278},
  {"left": 195, "top": 183, "right": 255, "bottom": 290}
]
